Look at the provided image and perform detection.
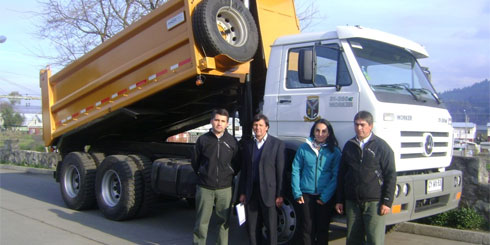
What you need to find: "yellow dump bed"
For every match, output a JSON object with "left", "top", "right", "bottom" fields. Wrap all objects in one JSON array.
[{"left": 40, "top": 0, "right": 299, "bottom": 148}]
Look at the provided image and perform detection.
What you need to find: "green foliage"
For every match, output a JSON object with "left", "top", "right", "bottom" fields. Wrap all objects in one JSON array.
[
  {"left": 0, "top": 131, "right": 45, "bottom": 152},
  {"left": 8, "top": 91, "right": 22, "bottom": 105},
  {"left": 0, "top": 102, "right": 25, "bottom": 129},
  {"left": 417, "top": 206, "right": 487, "bottom": 231}
]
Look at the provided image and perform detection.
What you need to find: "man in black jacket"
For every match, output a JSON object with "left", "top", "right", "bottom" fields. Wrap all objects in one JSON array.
[
  {"left": 192, "top": 109, "right": 240, "bottom": 245},
  {"left": 335, "top": 111, "right": 396, "bottom": 245}
]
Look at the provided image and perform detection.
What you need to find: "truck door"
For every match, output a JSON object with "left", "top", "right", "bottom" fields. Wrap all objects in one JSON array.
[{"left": 276, "top": 43, "right": 359, "bottom": 141}]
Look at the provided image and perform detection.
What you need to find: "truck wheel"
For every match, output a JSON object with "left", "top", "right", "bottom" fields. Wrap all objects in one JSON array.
[
  {"left": 385, "top": 224, "right": 399, "bottom": 233},
  {"left": 192, "top": 0, "right": 259, "bottom": 63},
  {"left": 261, "top": 196, "right": 301, "bottom": 244},
  {"left": 128, "top": 155, "right": 157, "bottom": 217},
  {"left": 95, "top": 155, "right": 143, "bottom": 221},
  {"left": 89, "top": 152, "right": 105, "bottom": 166},
  {"left": 59, "top": 152, "right": 97, "bottom": 210}
]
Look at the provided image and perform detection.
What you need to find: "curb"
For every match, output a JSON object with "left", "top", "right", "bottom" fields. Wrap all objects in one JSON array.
[
  {"left": 0, "top": 164, "right": 54, "bottom": 175},
  {"left": 396, "top": 222, "right": 490, "bottom": 244}
]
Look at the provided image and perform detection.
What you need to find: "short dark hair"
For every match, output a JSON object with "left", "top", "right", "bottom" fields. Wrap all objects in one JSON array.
[
  {"left": 309, "top": 119, "right": 339, "bottom": 152},
  {"left": 211, "top": 108, "right": 229, "bottom": 120},
  {"left": 354, "top": 111, "right": 373, "bottom": 125},
  {"left": 253, "top": 113, "right": 269, "bottom": 127}
]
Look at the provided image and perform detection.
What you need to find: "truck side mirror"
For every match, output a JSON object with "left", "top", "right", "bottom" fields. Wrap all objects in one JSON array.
[
  {"left": 421, "top": 66, "right": 431, "bottom": 82},
  {"left": 298, "top": 48, "right": 314, "bottom": 84}
]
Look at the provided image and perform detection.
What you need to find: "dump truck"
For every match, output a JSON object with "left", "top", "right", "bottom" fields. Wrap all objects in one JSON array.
[{"left": 41, "top": 0, "right": 462, "bottom": 243}]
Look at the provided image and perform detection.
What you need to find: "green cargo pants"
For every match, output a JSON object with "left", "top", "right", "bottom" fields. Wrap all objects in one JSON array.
[
  {"left": 345, "top": 199, "right": 386, "bottom": 245},
  {"left": 193, "top": 186, "right": 232, "bottom": 245}
]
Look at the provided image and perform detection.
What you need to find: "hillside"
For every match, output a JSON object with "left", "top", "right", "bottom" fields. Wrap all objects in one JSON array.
[{"left": 439, "top": 79, "right": 489, "bottom": 125}]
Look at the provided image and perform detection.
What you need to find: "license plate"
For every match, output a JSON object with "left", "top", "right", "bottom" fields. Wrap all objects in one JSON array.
[{"left": 427, "top": 178, "right": 443, "bottom": 193}]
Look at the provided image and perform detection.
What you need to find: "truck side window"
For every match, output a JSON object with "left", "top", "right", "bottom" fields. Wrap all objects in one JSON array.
[{"left": 286, "top": 45, "right": 351, "bottom": 89}]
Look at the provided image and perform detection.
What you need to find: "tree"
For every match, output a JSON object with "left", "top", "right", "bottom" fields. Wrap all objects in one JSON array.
[
  {"left": 34, "top": 0, "right": 318, "bottom": 66},
  {"left": 34, "top": 0, "right": 167, "bottom": 66},
  {"left": 0, "top": 102, "right": 25, "bottom": 130},
  {"left": 7, "top": 91, "right": 22, "bottom": 106},
  {"left": 295, "top": 0, "right": 321, "bottom": 31}
]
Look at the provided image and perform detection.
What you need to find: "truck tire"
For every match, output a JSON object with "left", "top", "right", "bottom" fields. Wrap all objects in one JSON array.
[
  {"left": 261, "top": 196, "right": 301, "bottom": 244},
  {"left": 59, "top": 152, "right": 97, "bottom": 210},
  {"left": 89, "top": 152, "right": 105, "bottom": 166},
  {"left": 192, "top": 0, "right": 259, "bottom": 63},
  {"left": 385, "top": 224, "right": 400, "bottom": 233},
  {"left": 278, "top": 197, "right": 302, "bottom": 244},
  {"left": 128, "top": 154, "right": 157, "bottom": 217},
  {"left": 95, "top": 155, "right": 143, "bottom": 221}
]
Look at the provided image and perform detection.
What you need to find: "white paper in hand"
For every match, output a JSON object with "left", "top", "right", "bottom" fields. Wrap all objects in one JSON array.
[{"left": 236, "top": 203, "right": 246, "bottom": 226}]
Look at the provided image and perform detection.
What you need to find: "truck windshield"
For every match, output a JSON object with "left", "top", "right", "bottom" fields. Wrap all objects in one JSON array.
[{"left": 349, "top": 38, "right": 441, "bottom": 106}]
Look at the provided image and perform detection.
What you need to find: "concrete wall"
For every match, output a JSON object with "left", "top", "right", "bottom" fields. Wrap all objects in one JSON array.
[{"left": 448, "top": 155, "right": 490, "bottom": 224}]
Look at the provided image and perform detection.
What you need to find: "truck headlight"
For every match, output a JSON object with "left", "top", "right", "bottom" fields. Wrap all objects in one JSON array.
[
  {"left": 454, "top": 176, "right": 462, "bottom": 187},
  {"left": 402, "top": 183, "right": 409, "bottom": 196},
  {"left": 395, "top": 184, "right": 400, "bottom": 197}
]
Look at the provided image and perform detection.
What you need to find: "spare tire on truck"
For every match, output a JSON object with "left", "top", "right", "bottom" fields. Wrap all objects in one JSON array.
[{"left": 192, "top": 0, "right": 259, "bottom": 66}]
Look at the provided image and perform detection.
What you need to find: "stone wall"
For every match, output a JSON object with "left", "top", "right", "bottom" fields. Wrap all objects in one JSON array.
[
  {"left": 0, "top": 139, "right": 60, "bottom": 169},
  {"left": 448, "top": 155, "right": 490, "bottom": 224}
]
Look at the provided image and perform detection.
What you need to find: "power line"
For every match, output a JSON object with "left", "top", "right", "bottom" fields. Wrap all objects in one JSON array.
[{"left": 0, "top": 95, "right": 41, "bottom": 100}]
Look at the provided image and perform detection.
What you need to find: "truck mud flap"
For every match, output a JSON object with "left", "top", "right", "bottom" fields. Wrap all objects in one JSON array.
[{"left": 151, "top": 159, "right": 198, "bottom": 198}]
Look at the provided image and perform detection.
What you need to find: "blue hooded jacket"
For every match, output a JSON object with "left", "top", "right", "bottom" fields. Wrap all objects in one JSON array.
[{"left": 291, "top": 137, "right": 341, "bottom": 203}]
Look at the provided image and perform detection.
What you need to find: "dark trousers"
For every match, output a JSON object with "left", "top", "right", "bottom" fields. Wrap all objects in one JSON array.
[
  {"left": 246, "top": 182, "right": 277, "bottom": 245},
  {"left": 301, "top": 194, "right": 333, "bottom": 245}
]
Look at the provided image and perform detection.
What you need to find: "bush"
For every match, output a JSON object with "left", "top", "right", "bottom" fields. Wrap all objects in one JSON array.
[{"left": 417, "top": 206, "right": 486, "bottom": 231}]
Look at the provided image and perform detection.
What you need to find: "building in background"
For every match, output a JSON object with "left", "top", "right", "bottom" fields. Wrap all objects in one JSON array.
[
  {"left": 24, "top": 114, "right": 43, "bottom": 135},
  {"left": 453, "top": 122, "right": 477, "bottom": 142},
  {"left": 167, "top": 118, "right": 242, "bottom": 143}
]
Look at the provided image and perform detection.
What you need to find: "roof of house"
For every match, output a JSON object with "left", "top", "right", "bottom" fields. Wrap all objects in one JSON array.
[{"left": 453, "top": 122, "right": 476, "bottom": 128}]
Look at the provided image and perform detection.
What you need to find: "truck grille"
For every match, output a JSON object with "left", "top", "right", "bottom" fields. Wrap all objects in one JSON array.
[{"left": 400, "top": 131, "right": 450, "bottom": 159}]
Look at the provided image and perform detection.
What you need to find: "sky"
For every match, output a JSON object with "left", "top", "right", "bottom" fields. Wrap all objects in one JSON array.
[{"left": 0, "top": 0, "right": 489, "bottom": 101}]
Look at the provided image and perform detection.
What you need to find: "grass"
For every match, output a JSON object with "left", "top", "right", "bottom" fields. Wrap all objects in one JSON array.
[{"left": 0, "top": 131, "right": 45, "bottom": 152}]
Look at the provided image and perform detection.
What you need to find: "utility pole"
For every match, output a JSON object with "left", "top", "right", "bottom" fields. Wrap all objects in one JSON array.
[{"left": 464, "top": 110, "right": 468, "bottom": 155}]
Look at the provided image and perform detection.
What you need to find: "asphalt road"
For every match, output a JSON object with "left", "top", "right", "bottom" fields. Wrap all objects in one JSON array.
[{"left": 0, "top": 168, "right": 474, "bottom": 244}]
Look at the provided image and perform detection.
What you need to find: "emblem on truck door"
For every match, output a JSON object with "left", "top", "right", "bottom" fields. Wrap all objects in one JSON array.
[
  {"left": 304, "top": 96, "right": 321, "bottom": 122},
  {"left": 423, "top": 133, "right": 434, "bottom": 156}
]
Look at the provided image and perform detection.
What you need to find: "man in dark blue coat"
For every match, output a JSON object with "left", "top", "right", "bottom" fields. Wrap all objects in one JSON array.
[{"left": 239, "top": 113, "right": 286, "bottom": 245}]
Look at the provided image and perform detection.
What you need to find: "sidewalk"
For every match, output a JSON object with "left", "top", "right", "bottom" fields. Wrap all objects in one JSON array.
[{"left": 1, "top": 164, "right": 489, "bottom": 244}]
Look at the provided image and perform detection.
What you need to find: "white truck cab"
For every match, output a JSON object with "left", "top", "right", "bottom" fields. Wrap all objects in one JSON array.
[{"left": 263, "top": 25, "right": 462, "bottom": 224}]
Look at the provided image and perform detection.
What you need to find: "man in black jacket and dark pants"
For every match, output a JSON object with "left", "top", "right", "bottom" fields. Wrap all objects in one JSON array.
[
  {"left": 192, "top": 109, "right": 240, "bottom": 245},
  {"left": 335, "top": 111, "right": 396, "bottom": 245}
]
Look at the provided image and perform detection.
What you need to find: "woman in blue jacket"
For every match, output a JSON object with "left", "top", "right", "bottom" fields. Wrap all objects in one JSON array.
[{"left": 291, "top": 119, "right": 341, "bottom": 244}]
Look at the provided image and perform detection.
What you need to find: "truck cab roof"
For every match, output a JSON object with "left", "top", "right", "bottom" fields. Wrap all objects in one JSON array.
[{"left": 272, "top": 25, "right": 429, "bottom": 59}]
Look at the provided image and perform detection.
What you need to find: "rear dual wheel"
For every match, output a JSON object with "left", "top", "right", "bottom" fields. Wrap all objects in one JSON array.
[
  {"left": 59, "top": 152, "right": 97, "bottom": 210},
  {"left": 95, "top": 155, "right": 143, "bottom": 221}
]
